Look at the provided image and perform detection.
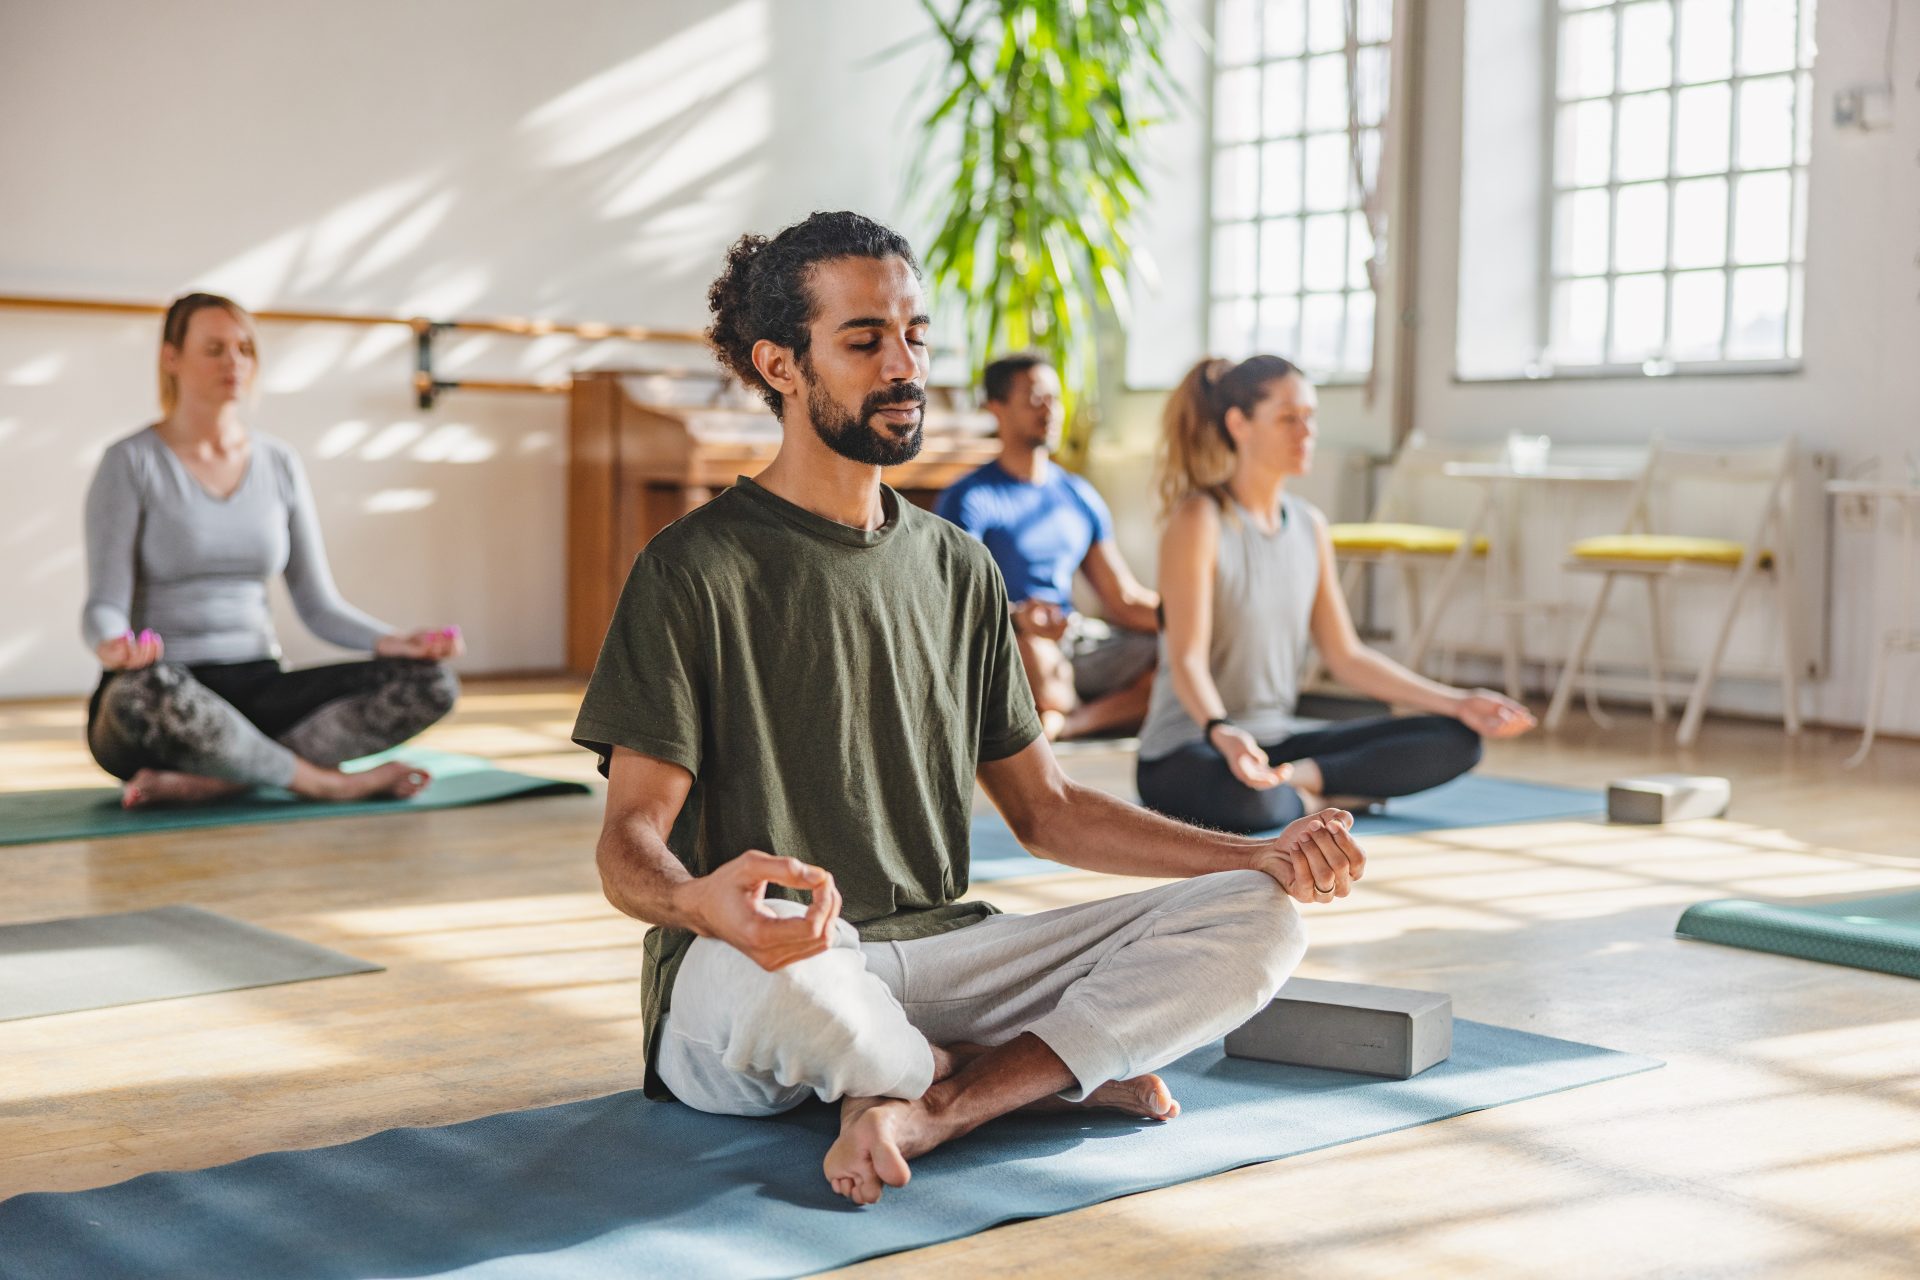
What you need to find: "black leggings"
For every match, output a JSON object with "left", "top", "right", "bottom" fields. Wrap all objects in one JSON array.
[
  {"left": 1136, "top": 714, "right": 1484, "bottom": 834},
  {"left": 86, "top": 657, "right": 459, "bottom": 787}
]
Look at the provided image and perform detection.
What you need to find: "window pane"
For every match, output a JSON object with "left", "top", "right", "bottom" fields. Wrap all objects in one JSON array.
[
  {"left": 1792, "top": 168, "right": 1809, "bottom": 261},
  {"left": 1794, "top": 70, "right": 1813, "bottom": 166},
  {"left": 1559, "top": 9, "right": 1617, "bottom": 99},
  {"left": 1674, "top": 82, "right": 1731, "bottom": 175},
  {"left": 1726, "top": 266, "right": 1789, "bottom": 358},
  {"left": 1739, "top": 0, "right": 1798, "bottom": 75},
  {"left": 1215, "top": 67, "right": 1259, "bottom": 143},
  {"left": 1348, "top": 211, "right": 1375, "bottom": 289},
  {"left": 1355, "top": 45, "right": 1390, "bottom": 129},
  {"left": 1264, "top": 0, "right": 1307, "bottom": 58},
  {"left": 1738, "top": 77, "right": 1795, "bottom": 170},
  {"left": 1555, "top": 188, "right": 1612, "bottom": 276},
  {"left": 1551, "top": 277, "right": 1610, "bottom": 364},
  {"left": 1305, "top": 54, "right": 1348, "bottom": 132},
  {"left": 1676, "top": 0, "right": 1732, "bottom": 83},
  {"left": 1215, "top": 145, "right": 1259, "bottom": 221},
  {"left": 1358, "top": 127, "right": 1382, "bottom": 191},
  {"left": 1263, "top": 60, "right": 1304, "bottom": 137},
  {"left": 1306, "top": 0, "right": 1345, "bottom": 53},
  {"left": 1732, "top": 170, "right": 1791, "bottom": 264},
  {"left": 1261, "top": 139, "right": 1303, "bottom": 214},
  {"left": 1261, "top": 217, "right": 1303, "bottom": 295},
  {"left": 1610, "top": 273, "right": 1668, "bottom": 362},
  {"left": 1213, "top": 223, "right": 1257, "bottom": 296},
  {"left": 1556, "top": 100, "right": 1614, "bottom": 188},
  {"left": 1671, "top": 176, "right": 1728, "bottom": 266},
  {"left": 1303, "top": 213, "right": 1347, "bottom": 290},
  {"left": 1257, "top": 295, "right": 1301, "bottom": 360},
  {"left": 1301, "top": 293, "right": 1344, "bottom": 369},
  {"left": 1787, "top": 265, "right": 1804, "bottom": 359},
  {"left": 1304, "top": 133, "right": 1350, "bottom": 211},
  {"left": 1344, "top": 290, "right": 1376, "bottom": 372},
  {"left": 1618, "top": 2, "right": 1675, "bottom": 93},
  {"left": 1614, "top": 182, "right": 1669, "bottom": 274},
  {"left": 1218, "top": 0, "right": 1260, "bottom": 65},
  {"left": 1670, "top": 269, "right": 1727, "bottom": 359},
  {"left": 1355, "top": 0, "right": 1392, "bottom": 45},
  {"left": 1212, "top": 299, "right": 1257, "bottom": 359},
  {"left": 1616, "top": 92, "right": 1672, "bottom": 182}
]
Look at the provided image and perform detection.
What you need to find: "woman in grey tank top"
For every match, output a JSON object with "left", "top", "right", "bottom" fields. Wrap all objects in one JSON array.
[
  {"left": 81, "top": 293, "right": 465, "bottom": 808},
  {"left": 1136, "top": 355, "right": 1535, "bottom": 833}
]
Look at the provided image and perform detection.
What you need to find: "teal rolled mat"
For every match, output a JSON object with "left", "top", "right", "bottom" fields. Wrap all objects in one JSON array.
[
  {"left": 1675, "top": 890, "right": 1920, "bottom": 980},
  {"left": 0, "top": 747, "right": 590, "bottom": 846}
]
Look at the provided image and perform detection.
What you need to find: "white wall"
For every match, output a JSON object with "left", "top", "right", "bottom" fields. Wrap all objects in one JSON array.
[{"left": 0, "top": 0, "right": 943, "bottom": 698}]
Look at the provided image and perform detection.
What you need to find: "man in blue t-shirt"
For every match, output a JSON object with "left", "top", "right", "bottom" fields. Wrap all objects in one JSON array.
[{"left": 937, "top": 353, "right": 1161, "bottom": 740}]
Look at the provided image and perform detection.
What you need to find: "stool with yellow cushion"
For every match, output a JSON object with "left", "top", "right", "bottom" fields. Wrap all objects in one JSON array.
[
  {"left": 1329, "top": 523, "right": 1491, "bottom": 557},
  {"left": 1544, "top": 440, "right": 1801, "bottom": 747}
]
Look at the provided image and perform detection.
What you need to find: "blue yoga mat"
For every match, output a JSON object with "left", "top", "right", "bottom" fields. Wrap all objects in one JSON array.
[
  {"left": 0, "top": 1021, "right": 1656, "bottom": 1280},
  {"left": 0, "top": 748, "right": 590, "bottom": 847},
  {"left": 970, "top": 773, "right": 1604, "bottom": 882}
]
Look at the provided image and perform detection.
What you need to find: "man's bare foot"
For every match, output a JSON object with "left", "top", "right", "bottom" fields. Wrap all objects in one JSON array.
[
  {"left": 944, "top": 1043, "right": 1180, "bottom": 1121},
  {"left": 824, "top": 1096, "right": 927, "bottom": 1206},
  {"left": 121, "top": 769, "right": 247, "bottom": 809},
  {"left": 1038, "top": 708, "right": 1067, "bottom": 741}
]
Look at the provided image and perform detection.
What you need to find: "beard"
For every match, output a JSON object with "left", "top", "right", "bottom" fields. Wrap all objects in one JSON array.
[{"left": 804, "top": 368, "right": 926, "bottom": 467}]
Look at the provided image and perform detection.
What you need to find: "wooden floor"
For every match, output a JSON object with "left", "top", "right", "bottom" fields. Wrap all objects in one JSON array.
[{"left": 3, "top": 681, "right": 1918, "bottom": 1277}]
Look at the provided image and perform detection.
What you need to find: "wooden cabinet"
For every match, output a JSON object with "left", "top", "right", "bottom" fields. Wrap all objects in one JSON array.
[{"left": 566, "top": 370, "right": 999, "bottom": 673}]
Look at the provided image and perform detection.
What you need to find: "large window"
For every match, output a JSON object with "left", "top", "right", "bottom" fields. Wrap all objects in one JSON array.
[
  {"left": 1209, "top": 0, "right": 1392, "bottom": 379},
  {"left": 1547, "top": 0, "right": 1815, "bottom": 371}
]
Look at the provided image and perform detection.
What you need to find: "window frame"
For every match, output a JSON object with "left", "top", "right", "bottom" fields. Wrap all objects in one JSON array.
[
  {"left": 1203, "top": 0, "right": 1393, "bottom": 384},
  {"left": 1537, "top": 0, "right": 1814, "bottom": 378}
]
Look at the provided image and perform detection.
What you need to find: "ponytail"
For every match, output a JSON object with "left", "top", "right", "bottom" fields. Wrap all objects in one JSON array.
[{"left": 1156, "top": 353, "right": 1300, "bottom": 517}]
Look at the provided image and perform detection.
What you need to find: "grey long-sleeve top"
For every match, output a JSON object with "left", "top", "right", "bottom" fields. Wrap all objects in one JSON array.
[{"left": 82, "top": 426, "right": 394, "bottom": 666}]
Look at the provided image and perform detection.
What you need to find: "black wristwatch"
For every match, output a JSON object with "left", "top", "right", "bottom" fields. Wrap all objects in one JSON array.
[{"left": 1204, "top": 717, "right": 1234, "bottom": 755}]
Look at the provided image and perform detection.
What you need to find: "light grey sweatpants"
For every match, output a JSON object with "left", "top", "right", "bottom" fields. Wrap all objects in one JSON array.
[{"left": 656, "top": 869, "right": 1306, "bottom": 1116}]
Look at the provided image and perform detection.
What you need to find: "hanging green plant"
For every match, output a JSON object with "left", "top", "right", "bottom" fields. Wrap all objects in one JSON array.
[{"left": 908, "top": 0, "right": 1179, "bottom": 451}]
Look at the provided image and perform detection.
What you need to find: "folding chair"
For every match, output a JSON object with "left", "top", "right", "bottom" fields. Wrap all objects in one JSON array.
[
  {"left": 1543, "top": 437, "right": 1802, "bottom": 747},
  {"left": 1324, "top": 432, "right": 1493, "bottom": 667}
]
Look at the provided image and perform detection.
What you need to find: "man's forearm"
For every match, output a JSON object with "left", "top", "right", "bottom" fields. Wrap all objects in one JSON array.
[
  {"left": 1018, "top": 781, "right": 1263, "bottom": 878},
  {"left": 596, "top": 816, "right": 705, "bottom": 932}
]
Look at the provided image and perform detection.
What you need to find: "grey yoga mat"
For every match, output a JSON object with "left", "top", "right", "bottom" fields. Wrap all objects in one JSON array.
[
  {"left": 0, "top": 904, "right": 381, "bottom": 1021},
  {"left": 0, "top": 1021, "right": 1658, "bottom": 1280}
]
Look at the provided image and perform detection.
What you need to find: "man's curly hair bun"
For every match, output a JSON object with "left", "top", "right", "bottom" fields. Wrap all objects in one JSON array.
[{"left": 705, "top": 211, "right": 919, "bottom": 416}]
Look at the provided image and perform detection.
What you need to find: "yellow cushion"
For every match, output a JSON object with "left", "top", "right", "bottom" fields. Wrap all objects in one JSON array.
[
  {"left": 1569, "top": 534, "right": 1769, "bottom": 567},
  {"left": 1329, "top": 522, "right": 1489, "bottom": 556}
]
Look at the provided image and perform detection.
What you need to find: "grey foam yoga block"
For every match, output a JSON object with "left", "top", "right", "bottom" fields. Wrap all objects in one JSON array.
[
  {"left": 1225, "top": 977, "right": 1453, "bottom": 1079},
  {"left": 1607, "top": 773, "right": 1731, "bottom": 824}
]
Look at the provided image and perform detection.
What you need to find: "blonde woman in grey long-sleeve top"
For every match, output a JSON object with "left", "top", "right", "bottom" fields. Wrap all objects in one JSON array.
[{"left": 81, "top": 292, "right": 464, "bottom": 808}]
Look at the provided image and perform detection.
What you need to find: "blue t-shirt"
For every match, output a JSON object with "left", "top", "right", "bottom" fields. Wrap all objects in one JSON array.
[{"left": 935, "top": 460, "right": 1115, "bottom": 610}]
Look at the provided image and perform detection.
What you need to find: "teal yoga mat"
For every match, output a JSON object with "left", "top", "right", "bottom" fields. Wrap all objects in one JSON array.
[
  {"left": 1676, "top": 889, "right": 1920, "bottom": 980},
  {"left": 970, "top": 773, "right": 1604, "bottom": 882},
  {"left": 0, "top": 1020, "right": 1657, "bottom": 1280},
  {"left": 0, "top": 748, "right": 590, "bottom": 847}
]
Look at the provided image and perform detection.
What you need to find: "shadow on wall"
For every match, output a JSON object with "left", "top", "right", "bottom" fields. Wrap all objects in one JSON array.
[{"left": 0, "top": 0, "right": 956, "bottom": 697}]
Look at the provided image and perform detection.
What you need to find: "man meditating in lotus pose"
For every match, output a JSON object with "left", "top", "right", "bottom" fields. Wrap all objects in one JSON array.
[{"left": 573, "top": 211, "right": 1366, "bottom": 1206}]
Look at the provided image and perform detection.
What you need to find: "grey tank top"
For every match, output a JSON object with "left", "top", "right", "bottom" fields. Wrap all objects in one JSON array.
[{"left": 1137, "top": 492, "right": 1321, "bottom": 761}]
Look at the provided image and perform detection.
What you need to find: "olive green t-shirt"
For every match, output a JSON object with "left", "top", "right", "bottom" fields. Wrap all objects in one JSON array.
[{"left": 572, "top": 475, "right": 1043, "bottom": 1099}]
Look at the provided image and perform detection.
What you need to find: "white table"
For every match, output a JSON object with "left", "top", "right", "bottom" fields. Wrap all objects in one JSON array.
[
  {"left": 1408, "top": 462, "right": 1640, "bottom": 698},
  {"left": 1828, "top": 480, "right": 1920, "bottom": 766}
]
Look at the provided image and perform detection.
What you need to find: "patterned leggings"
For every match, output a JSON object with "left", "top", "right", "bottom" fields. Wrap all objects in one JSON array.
[{"left": 86, "top": 658, "right": 460, "bottom": 789}]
